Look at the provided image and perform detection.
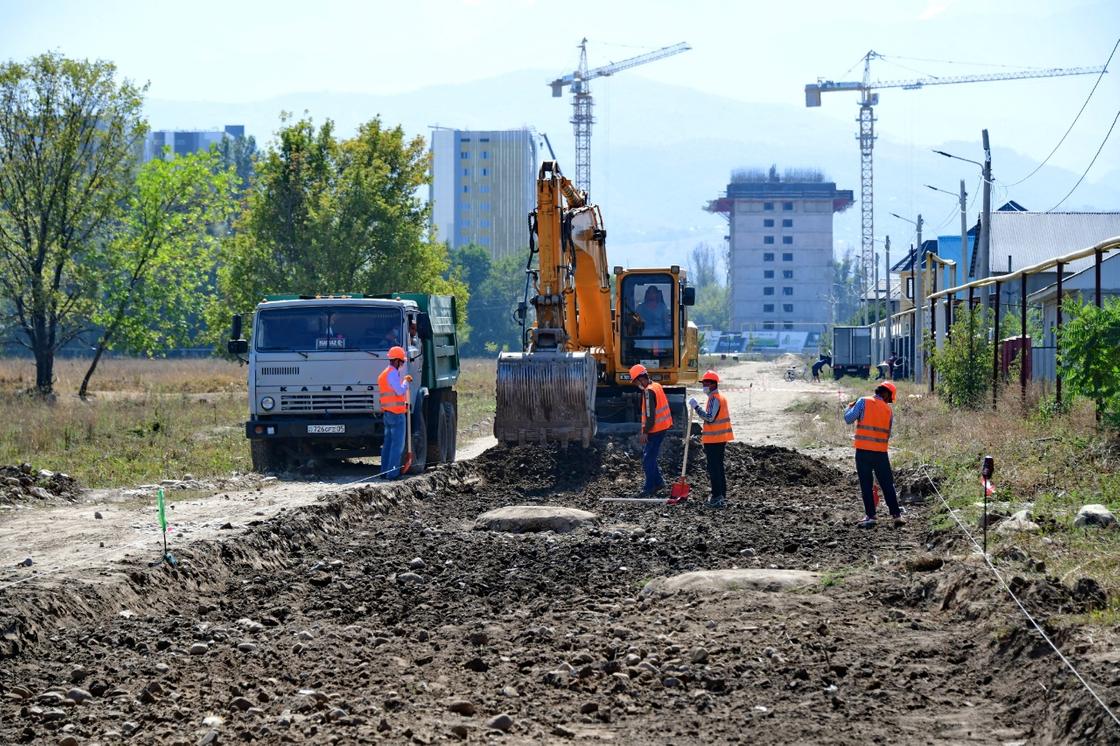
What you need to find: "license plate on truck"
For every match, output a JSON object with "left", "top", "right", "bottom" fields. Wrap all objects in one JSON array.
[{"left": 307, "top": 424, "right": 345, "bottom": 434}]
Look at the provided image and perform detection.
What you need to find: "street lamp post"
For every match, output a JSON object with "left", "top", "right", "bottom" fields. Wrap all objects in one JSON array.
[{"left": 934, "top": 129, "right": 991, "bottom": 316}]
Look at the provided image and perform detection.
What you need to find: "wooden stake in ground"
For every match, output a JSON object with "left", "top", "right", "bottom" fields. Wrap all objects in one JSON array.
[
  {"left": 401, "top": 381, "right": 413, "bottom": 475},
  {"left": 669, "top": 408, "right": 693, "bottom": 504}
]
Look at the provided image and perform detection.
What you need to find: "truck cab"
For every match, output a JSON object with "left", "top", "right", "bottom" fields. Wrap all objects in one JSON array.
[{"left": 230, "top": 294, "right": 459, "bottom": 472}]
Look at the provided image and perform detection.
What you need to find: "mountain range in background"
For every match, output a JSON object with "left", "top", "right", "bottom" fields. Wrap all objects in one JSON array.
[{"left": 147, "top": 70, "right": 1120, "bottom": 274}]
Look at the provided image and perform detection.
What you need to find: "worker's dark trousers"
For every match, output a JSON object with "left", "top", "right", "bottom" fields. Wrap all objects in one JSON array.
[
  {"left": 855, "top": 448, "right": 900, "bottom": 519},
  {"left": 703, "top": 442, "right": 726, "bottom": 498},
  {"left": 642, "top": 431, "right": 667, "bottom": 493}
]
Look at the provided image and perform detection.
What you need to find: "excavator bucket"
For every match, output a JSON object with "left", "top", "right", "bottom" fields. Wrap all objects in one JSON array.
[{"left": 494, "top": 351, "right": 597, "bottom": 447}]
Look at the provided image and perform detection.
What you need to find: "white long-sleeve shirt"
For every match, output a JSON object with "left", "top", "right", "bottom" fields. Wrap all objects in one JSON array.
[{"left": 384, "top": 365, "right": 409, "bottom": 397}]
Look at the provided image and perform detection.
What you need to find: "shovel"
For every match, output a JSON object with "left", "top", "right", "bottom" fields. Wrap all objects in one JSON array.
[
  {"left": 400, "top": 379, "right": 413, "bottom": 475},
  {"left": 668, "top": 407, "right": 693, "bottom": 505}
]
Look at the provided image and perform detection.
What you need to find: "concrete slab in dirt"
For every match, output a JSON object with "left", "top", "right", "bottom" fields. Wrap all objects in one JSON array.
[
  {"left": 474, "top": 506, "right": 598, "bottom": 534},
  {"left": 643, "top": 568, "right": 821, "bottom": 596}
]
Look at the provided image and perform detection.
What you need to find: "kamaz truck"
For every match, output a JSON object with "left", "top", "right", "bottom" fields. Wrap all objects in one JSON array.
[{"left": 228, "top": 294, "right": 460, "bottom": 473}]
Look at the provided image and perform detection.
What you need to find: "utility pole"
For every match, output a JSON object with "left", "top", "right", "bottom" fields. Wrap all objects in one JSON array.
[
  {"left": 874, "top": 250, "right": 882, "bottom": 364},
  {"left": 959, "top": 179, "right": 968, "bottom": 283},
  {"left": 885, "top": 236, "right": 893, "bottom": 365},
  {"left": 913, "top": 214, "right": 924, "bottom": 383},
  {"left": 979, "top": 129, "right": 992, "bottom": 316}
]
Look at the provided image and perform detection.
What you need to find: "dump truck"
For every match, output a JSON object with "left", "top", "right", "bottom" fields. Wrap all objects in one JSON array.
[
  {"left": 494, "top": 161, "right": 699, "bottom": 446},
  {"left": 228, "top": 293, "right": 460, "bottom": 472},
  {"left": 831, "top": 325, "right": 872, "bottom": 379}
]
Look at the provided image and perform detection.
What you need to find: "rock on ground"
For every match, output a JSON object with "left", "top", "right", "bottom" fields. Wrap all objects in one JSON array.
[
  {"left": 1073, "top": 504, "right": 1117, "bottom": 529},
  {"left": 473, "top": 506, "right": 598, "bottom": 534},
  {"left": 642, "top": 568, "right": 822, "bottom": 595}
]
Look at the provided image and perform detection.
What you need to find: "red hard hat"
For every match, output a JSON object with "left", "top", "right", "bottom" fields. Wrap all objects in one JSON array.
[
  {"left": 629, "top": 364, "right": 648, "bottom": 380},
  {"left": 880, "top": 381, "right": 897, "bottom": 400},
  {"left": 388, "top": 346, "right": 406, "bottom": 361},
  {"left": 700, "top": 370, "right": 720, "bottom": 384}
]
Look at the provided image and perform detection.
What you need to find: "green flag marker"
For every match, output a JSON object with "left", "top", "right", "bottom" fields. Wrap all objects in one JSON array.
[{"left": 157, "top": 487, "right": 167, "bottom": 532}]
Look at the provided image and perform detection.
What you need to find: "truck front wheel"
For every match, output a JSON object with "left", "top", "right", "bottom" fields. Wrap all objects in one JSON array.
[{"left": 250, "top": 439, "right": 282, "bottom": 473}]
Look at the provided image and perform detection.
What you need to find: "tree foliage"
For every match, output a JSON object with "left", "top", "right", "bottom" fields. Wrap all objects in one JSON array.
[
  {"left": 449, "top": 244, "right": 526, "bottom": 355},
  {"left": 688, "top": 243, "right": 729, "bottom": 329},
  {"left": 1059, "top": 297, "right": 1120, "bottom": 428},
  {"left": 832, "top": 249, "right": 862, "bottom": 325},
  {"left": 211, "top": 115, "right": 465, "bottom": 337},
  {"left": 79, "top": 151, "right": 237, "bottom": 397},
  {"left": 929, "top": 307, "right": 991, "bottom": 409},
  {"left": 216, "top": 133, "right": 257, "bottom": 193},
  {"left": 0, "top": 53, "right": 147, "bottom": 395}
]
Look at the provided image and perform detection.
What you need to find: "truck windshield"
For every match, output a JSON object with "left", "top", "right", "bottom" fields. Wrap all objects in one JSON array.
[
  {"left": 255, "top": 306, "right": 404, "bottom": 352},
  {"left": 619, "top": 273, "right": 675, "bottom": 368}
]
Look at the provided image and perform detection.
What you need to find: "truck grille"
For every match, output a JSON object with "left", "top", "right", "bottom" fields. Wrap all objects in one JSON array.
[
  {"left": 261, "top": 366, "right": 300, "bottom": 376},
  {"left": 280, "top": 393, "right": 377, "bottom": 413}
]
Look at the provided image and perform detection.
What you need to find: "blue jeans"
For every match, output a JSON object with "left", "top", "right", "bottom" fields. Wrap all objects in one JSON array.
[
  {"left": 381, "top": 411, "right": 406, "bottom": 479},
  {"left": 642, "top": 431, "right": 667, "bottom": 493}
]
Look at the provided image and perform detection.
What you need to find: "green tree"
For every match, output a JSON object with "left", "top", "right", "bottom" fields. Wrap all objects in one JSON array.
[
  {"left": 688, "top": 243, "right": 730, "bottom": 329},
  {"left": 0, "top": 53, "right": 147, "bottom": 395},
  {"left": 211, "top": 115, "right": 465, "bottom": 337},
  {"left": 78, "top": 151, "right": 237, "bottom": 398},
  {"left": 1059, "top": 297, "right": 1120, "bottom": 427},
  {"left": 216, "top": 133, "right": 256, "bottom": 192},
  {"left": 449, "top": 245, "right": 526, "bottom": 355},
  {"left": 832, "top": 249, "right": 862, "bottom": 324},
  {"left": 929, "top": 307, "right": 992, "bottom": 409}
]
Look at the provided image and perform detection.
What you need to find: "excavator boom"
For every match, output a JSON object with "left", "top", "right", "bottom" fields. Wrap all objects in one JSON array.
[{"left": 494, "top": 162, "right": 605, "bottom": 447}]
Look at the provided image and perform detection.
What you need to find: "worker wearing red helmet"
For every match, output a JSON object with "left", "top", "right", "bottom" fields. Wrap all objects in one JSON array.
[
  {"left": 378, "top": 345, "right": 413, "bottom": 479},
  {"left": 844, "top": 381, "right": 903, "bottom": 528},
  {"left": 689, "top": 369, "right": 733, "bottom": 509},
  {"left": 630, "top": 363, "right": 673, "bottom": 497}
]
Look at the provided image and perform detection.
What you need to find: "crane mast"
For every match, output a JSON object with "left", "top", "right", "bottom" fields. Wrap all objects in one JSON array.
[
  {"left": 549, "top": 39, "right": 690, "bottom": 195},
  {"left": 805, "top": 51, "right": 1106, "bottom": 340}
]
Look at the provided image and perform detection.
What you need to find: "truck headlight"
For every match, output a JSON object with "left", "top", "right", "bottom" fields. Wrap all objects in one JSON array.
[{"left": 260, "top": 396, "right": 276, "bottom": 411}]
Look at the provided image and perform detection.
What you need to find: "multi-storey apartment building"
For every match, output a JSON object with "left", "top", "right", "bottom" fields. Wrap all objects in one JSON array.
[
  {"left": 430, "top": 128, "right": 538, "bottom": 260},
  {"left": 711, "top": 171, "right": 853, "bottom": 334}
]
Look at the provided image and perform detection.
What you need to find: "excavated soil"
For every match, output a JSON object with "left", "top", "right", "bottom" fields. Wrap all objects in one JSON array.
[
  {"left": 1, "top": 441, "right": 1118, "bottom": 744},
  {"left": 0, "top": 465, "right": 82, "bottom": 505}
]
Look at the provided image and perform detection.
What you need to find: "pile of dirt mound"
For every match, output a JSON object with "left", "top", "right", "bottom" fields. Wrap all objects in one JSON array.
[
  {"left": 0, "top": 464, "right": 81, "bottom": 504},
  {"left": 723, "top": 443, "right": 846, "bottom": 489}
]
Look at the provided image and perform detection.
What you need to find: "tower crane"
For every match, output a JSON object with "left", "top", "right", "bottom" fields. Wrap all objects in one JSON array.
[
  {"left": 805, "top": 51, "right": 1106, "bottom": 308},
  {"left": 550, "top": 39, "right": 690, "bottom": 195}
]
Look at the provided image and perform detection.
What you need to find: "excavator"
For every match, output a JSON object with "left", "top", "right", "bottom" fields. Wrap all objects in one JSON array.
[{"left": 494, "top": 161, "right": 699, "bottom": 446}]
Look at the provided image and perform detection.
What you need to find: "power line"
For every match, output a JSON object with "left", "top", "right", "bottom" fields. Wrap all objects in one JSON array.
[
  {"left": 1006, "top": 36, "right": 1119, "bottom": 187},
  {"left": 1046, "top": 106, "right": 1120, "bottom": 211}
]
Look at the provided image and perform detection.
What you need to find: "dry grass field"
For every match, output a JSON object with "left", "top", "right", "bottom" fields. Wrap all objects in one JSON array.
[
  {"left": 0, "top": 356, "right": 498, "bottom": 488},
  {"left": 793, "top": 377, "right": 1120, "bottom": 626}
]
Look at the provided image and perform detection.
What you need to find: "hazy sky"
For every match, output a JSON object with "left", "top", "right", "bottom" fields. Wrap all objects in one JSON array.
[
  {"left": 3, "top": 0, "right": 1118, "bottom": 207},
  {"left": 4, "top": 1, "right": 1117, "bottom": 166}
]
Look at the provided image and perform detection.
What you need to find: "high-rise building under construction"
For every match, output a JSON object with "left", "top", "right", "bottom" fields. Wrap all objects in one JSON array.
[{"left": 711, "top": 170, "right": 853, "bottom": 336}]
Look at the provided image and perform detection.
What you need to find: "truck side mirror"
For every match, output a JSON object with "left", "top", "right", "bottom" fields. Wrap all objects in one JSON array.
[
  {"left": 416, "top": 312, "right": 434, "bottom": 341},
  {"left": 682, "top": 287, "right": 696, "bottom": 306},
  {"left": 227, "top": 314, "right": 248, "bottom": 355}
]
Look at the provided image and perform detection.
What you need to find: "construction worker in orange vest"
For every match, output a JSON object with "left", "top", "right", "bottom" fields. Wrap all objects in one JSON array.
[
  {"left": 630, "top": 364, "right": 673, "bottom": 497},
  {"left": 844, "top": 381, "right": 904, "bottom": 528},
  {"left": 689, "top": 370, "right": 733, "bottom": 509},
  {"left": 378, "top": 346, "right": 412, "bottom": 479}
]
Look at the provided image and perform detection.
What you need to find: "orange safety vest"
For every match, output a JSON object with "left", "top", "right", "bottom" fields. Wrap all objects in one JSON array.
[
  {"left": 701, "top": 391, "right": 734, "bottom": 444},
  {"left": 378, "top": 366, "right": 407, "bottom": 415},
  {"left": 853, "top": 396, "right": 891, "bottom": 452},
  {"left": 642, "top": 382, "right": 673, "bottom": 434}
]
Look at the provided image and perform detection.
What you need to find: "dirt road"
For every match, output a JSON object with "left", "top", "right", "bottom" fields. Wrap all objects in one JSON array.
[{"left": 1, "top": 360, "right": 1116, "bottom": 744}]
